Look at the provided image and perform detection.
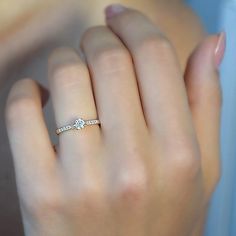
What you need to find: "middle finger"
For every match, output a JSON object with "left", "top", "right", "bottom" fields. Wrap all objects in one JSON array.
[
  {"left": 81, "top": 26, "right": 149, "bottom": 235},
  {"left": 105, "top": 6, "right": 198, "bottom": 148},
  {"left": 81, "top": 26, "right": 147, "bottom": 141}
]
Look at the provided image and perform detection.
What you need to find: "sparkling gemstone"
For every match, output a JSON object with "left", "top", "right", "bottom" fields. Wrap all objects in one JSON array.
[{"left": 74, "top": 118, "right": 86, "bottom": 129}]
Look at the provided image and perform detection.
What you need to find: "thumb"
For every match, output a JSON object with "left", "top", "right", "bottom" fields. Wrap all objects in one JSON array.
[{"left": 184, "top": 32, "right": 226, "bottom": 195}]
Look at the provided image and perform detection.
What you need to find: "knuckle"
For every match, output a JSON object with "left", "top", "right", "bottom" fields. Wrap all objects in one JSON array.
[
  {"left": 174, "top": 154, "right": 201, "bottom": 181},
  {"left": 118, "top": 10, "right": 138, "bottom": 26},
  {"left": 115, "top": 167, "right": 148, "bottom": 206},
  {"left": 174, "top": 153, "right": 201, "bottom": 179},
  {"left": 116, "top": 180, "right": 147, "bottom": 207},
  {"left": 49, "top": 47, "right": 88, "bottom": 87},
  {"left": 136, "top": 33, "right": 174, "bottom": 57},
  {"left": 52, "top": 62, "right": 88, "bottom": 88},
  {"left": 168, "top": 140, "right": 201, "bottom": 179},
  {"left": 81, "top": 25, "right": 104, "bottom": 42},
  {"left": 118, "top": 10, "right": 148, "bottom": 31},
  {"left": 92, "top": 46, "right": 132, "bottom": 73},
  {"left": 81, "top": 26, "right": 132, "bottom": 74}
]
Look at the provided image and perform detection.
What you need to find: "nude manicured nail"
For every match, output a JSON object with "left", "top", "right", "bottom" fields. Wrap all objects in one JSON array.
[
  {"left": 214, "top": 31, "right": 226, "bottom": 68},
  {"left": 105, "top": 4, "right": 127, "bottom": 19}
]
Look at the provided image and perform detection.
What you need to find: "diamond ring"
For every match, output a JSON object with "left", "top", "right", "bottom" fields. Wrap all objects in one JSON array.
[{"left": 56, "top": 118, "right": 100, "bottom": 135}]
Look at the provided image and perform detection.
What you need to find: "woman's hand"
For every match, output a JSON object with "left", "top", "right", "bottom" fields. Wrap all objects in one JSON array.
[{"left": 5, "top": 5, "right": 224, "bottom": 236}]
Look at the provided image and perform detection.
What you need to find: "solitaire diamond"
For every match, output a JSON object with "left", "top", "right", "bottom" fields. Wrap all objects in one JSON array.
[{"left": 74, "top": 118, "right": 86, "bottom": 129}]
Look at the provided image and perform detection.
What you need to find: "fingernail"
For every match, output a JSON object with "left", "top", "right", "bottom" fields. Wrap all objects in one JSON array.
[
  {"left": 105, "top": 4, "right": 127, "bottom": 19},
  {"left": 214, "top": 31, "right": 226, "bottom": 68}
]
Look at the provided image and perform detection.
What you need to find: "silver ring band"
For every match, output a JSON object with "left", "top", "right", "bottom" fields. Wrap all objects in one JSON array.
[{"left": 56, "top": 118, "right": 100, "bottom": 135}]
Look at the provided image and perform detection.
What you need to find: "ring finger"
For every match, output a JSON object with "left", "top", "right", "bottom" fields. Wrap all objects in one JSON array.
[{"left": 48, "top": 48, "right": 103, "bottom": 194}]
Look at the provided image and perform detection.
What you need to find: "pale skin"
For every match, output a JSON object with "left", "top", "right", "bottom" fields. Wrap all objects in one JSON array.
[{"left": 4, "top": 2, "right": 224, "bottom": 236}]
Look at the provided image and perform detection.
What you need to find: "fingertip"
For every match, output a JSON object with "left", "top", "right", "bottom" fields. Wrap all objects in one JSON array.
[
  {"left": 7, "top": 78, "right": 36, "bottom": 104},
  {"left": 185, "top": 32, "right": 226, "bottom": 78},
  {"left": 7, "top": 79, "right": 49, "bottom": 109},
  {"left": 184, "top": 34, "right": 223, "bottom": 109},
  {"left": 104, "top": 4, "right": 128, "bottom": 20},
  {"left": 186, "top": 35, "right": 218, "bottom": 77}
]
